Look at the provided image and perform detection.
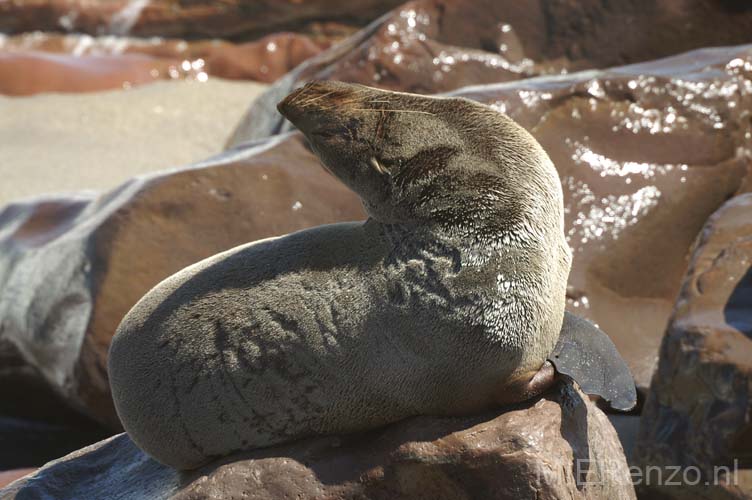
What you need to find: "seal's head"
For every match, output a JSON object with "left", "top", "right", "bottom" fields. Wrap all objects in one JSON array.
[{"left": 278, "top": 81, "right": 559, "bottom": 229}]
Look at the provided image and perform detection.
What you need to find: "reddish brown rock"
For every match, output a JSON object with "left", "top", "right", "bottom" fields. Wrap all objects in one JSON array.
[
  {"left": 4, "top": 45, "right": 752, "bottom": 429},
  {"left": 230, "top": 0, "right": 752, "bottom": 142},
  {"left": 465, "top": 46, "right": 752, "bottom": 392},
  {"left": 0, "top": 52, "right": 170, "bottom": 95},
  {"left": 4, "top": 44, "right": 752, "bottom": 432},
  {"left": 239, "top": 43, "right": 752, "bottom": 391},
  {"left": 0, "top": 31, "right": 333, "bottom": 95},
  {"left": 192, "top": 32, "right": 330, "bottom": 84},
  {"left": 1, "top": 384, "right": 636, "bottom": 500},
  {"left": 0, "top": 0, "right": 403, "bottom": 39},
  {"left": 0, "top": 469, "right": 36, "bottom": 490},
  {"left": 634, "top": 194, "right": 752, "bottom": 499},
  {"left": 0, "top": 134, "right": 364, "bottom": 427}
]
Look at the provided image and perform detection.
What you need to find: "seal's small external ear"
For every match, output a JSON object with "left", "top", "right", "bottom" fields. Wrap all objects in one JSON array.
[{"left": 548, "top": 312, "right": 637, "bottom": 412}]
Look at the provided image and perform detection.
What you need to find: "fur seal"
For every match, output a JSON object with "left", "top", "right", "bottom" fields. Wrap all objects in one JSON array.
[{"left": 108, "top": 81, "right": 622, "bottom": 470}]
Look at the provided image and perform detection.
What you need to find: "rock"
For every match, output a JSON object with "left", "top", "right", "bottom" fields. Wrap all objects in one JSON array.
[
  {"left": 4, "top": 41, "right": 752, "bottom": 432},
  {"left": 229, "top": 0, "right": 752, "bottom": 142},
  {"left": 470, "top": 45, "right": 752, "bottom": 393},
  {"left": 0, "top": 469, "right": 36, "bottom": 490},
  {"left": 4, "top": 44, "right": 752, "bottom": 430},
  {"left": 0, "top": 0, "right": 404, "bottom": 39},
  {"left": 0, "top": 31, "right": 337, "bottom": 96},
  {"left": 0, "top": 52, "right": 173, "bottom": 95},
  {"left": 1, "top": 384, "right": 636, "bottom": 500},
  {"left": 0, "top": 133, "right": 364, "bottom": 428},
  {"left": 237, "top": 43, "right": 752, "bottom": 392},
  {"left": 634, "top": 193, "right": 752, "bottom": 499},
  {"left": 0, "top": 78, "right": 267, "bottom": 207},
  {"left": 184, "top": 32, "right": 330, "bottom": 84}
]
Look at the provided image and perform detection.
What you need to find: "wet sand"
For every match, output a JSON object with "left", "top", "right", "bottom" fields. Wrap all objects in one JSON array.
[{"left": 0, "top": 78, "right": 267, "bottom": 207}]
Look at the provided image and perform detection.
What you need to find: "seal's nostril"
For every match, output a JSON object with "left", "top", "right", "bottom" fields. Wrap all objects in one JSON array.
[
  {"left": 277, "top": 95, "right": 295, "bottom": 118},
  {"left": 278, "top": 83, "right": 342, "bottom": 133},
  {"left": 278, "top": 97, "right": 304, "bottom": 127},
  {"left": 278, "top": 81, "right": 369, "bottom": 134},
  {"left": 277, "top": 85, "right": 310, "bottom": 120}
]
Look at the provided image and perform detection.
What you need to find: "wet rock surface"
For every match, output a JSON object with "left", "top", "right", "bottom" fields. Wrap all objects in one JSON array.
[
  {"left": 0, "top": 133, "right": 363, "bottom": 427},
  {"left": 239, "top": 43, "right": 752, "bottom": 392},
  {"left": 0, "top": 31, "right": 339, "bottom": 95},
  {"left": 466, "top": 45, "right": 752, "bottom": 393},
  {"left": 230, "top": 0, "right": 752, "bottom": 142},
  {"left": 3, "top": 0, "right": 752, "bottom": 495},
  {"left": 634, "top": 194, "right": 752, "bottom": 499},
  {"left": 3, "top": 24, "right": 752, "bottom": 468},
  {"left": 1, "top": 384, "right": 635, "bottom": 500},
  {"left": 0, "top": 0, "right": 403, "bottom": 39}
]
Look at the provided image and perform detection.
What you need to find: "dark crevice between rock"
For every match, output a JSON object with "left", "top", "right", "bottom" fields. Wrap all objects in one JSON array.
[
  {"left": 724, "top": 266, "right": 752, "bottom": 340},
  {"left": 559, "top": 382, "right": 590, "bottom": 491}
]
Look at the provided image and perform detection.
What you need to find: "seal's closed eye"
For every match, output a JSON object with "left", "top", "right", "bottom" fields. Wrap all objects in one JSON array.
[
  {"left": 549, "top": 312, "right": 637, "bottom": 412},
  {"left": 369, "top": 157, "right": 388, "bottom": 175}
]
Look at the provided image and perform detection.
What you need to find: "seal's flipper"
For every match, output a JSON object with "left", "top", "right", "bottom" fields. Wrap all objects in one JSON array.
[{"left": 548, "top": 312, "right": 637, "bottom": 412}]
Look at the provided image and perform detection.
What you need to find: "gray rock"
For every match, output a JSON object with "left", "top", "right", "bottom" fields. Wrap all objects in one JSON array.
[
  {"left": 0, "top": 134, "right": 364, "bottom": 428},
  {"left": 634, "top": 194, "right": 752, "bottom": 499}
]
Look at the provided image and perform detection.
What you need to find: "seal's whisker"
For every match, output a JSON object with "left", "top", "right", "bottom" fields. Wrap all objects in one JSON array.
[
  {"left": 297, "top": 91, "right": 337, "bottom": 107},
  {"left": 330, "top": 98, "right": 367, "bottom": 107},
  {"left": 352, "top": 108, "right": 435, "bottom": 115}
]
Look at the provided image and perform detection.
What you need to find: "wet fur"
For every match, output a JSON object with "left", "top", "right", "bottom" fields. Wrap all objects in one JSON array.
[{"left": 108, "top": 82, "right": 572, "bottom": 469}]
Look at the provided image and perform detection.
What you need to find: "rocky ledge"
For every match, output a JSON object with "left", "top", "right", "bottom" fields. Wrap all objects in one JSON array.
[
  {"left": 1, "top": 384, "right": 635, "bottom": 500},
  {"left": 240, "top": 42, "right": 752, "bottom": 395},
  {"left": 3, "top": 42, "right": 752, "bottom": 455},
  {"left": 635, "top": 194, "right": 752, "bottom": 499},
  {"left": 0, "top": 32, "right": 334, "bottom": 95},
  {"left": 3, "top": 0, "right": 752, "bottom": 497},
  {"left": 230, "top": 0, "right": 752, "bottom": 143},
  {"left": 0, "top": 133, "right": 363, "bottom": 430},
  {"left": 0, "top": 0, "right": 403, "bottom": 39}
]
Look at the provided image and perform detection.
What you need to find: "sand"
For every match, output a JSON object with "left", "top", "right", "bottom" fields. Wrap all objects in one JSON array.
[{"left": 0, "top": 78, "right": 268, "bottom": 207}]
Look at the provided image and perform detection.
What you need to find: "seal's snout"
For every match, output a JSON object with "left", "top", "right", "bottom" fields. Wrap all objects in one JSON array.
[
  {"left": 278, "top": 81, "right": 367, "bottom": 134},
  {"left": 277, "top": 85, "right": 309, "bottom": 127}
]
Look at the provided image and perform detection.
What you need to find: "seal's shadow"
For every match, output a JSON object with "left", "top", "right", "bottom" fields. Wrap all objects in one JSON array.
[
  {"left": 724, "top": 266, "right": 752, "bottom": 339},
  {"left": 559, "top": 381, "right": 591, "bottom": 492}
]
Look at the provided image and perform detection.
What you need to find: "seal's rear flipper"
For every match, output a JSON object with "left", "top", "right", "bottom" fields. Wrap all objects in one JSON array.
[{"left": 547, "top": 312, "right": 637, "bottom": 412}]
